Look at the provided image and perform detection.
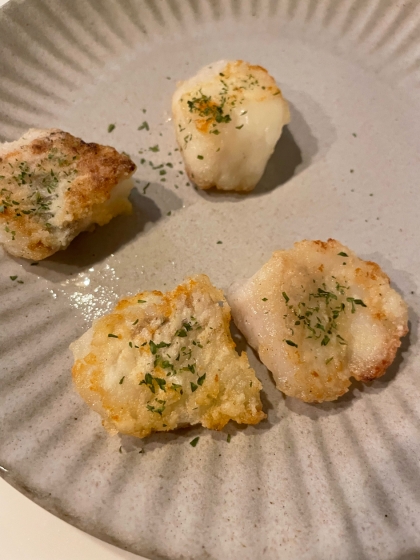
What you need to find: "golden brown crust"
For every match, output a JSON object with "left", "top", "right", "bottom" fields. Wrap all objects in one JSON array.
[
  {"left": 352, "top": 328, "right": 408, "bottom": 382},
  {"left": 0, "top": 128, "right": 136, "bottom": 259},
  {"left": 70, "top": 275, "right": 265, "bottom": 438},
  {"left": 229, "top": 238, "right": 409, "bottom": 403},
  {"left": 22, "top": 129, "right": 136, "bottom": 220}
]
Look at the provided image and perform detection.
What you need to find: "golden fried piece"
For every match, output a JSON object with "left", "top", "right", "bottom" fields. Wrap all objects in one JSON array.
[
  {"left": 70, "top": 275, "right": 266, "bottom": 438},
  {"left": 228, "top": 239, "right": 408, "bottom": 402},
  {"left": 0, "top": 128, "right": 136, "bottom": 260}
]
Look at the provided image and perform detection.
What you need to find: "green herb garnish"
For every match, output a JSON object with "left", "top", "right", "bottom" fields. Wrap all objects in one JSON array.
[
  {"left": 187, "top": 91, "right": 232, "bottom": 124},
  {"left": 321, "top": 335, "right": 330, "bottom": 346},
  {"left": 346, "top": 297, "right": 367, "bottom": 313},
  {"left": 197, "top": 373, "right": 206, "bottom": 386},
  {"left": 190, "top": 437, "right": 199, "bottom": 447},
  {"left": 171, "top": 383, "right": 183, "bottom": 392},
  {"left": 146, "top": 400, "right": 166, "bottom": 415},
  {"left": 149, "top": 340, "right": 170, "bottom": 354},
  {"left": 155, "top": 377, "right": 166, "bottom": 391},
  {"left": 140, "top": 373, "right": 155, "bottom": 393}
]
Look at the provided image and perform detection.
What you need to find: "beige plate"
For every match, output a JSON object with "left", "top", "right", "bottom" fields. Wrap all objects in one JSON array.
[{"left": 1, "top": 1, "right": 420, "bottom": 559}]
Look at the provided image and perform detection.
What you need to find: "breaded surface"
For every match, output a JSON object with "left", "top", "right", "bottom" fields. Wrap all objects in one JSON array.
[
  {"left": 229, "top": 239, "right": 408, "bottom": 402},
  {"left": 70, "top": 275, "right": 266, "bottom": 438},
  {"left": 172, "top": 60, "right": 290, "bottom": 192},
  {"left": 0, "top": 128, "right": 136, "bottom": 260}
]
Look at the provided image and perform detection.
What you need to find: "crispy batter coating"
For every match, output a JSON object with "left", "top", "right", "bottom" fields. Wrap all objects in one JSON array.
[
  {"left": 229, "top": 239, "right": 408, "bottom": 402},
  {"left": 0, "top": 128, "right": 136, "bottom": 260},
  {"left": 70, "top": 275, "right": 266, "bottom": 438},
  {"left": 172, "top": 60, "right": 290, "bottom": 192}
]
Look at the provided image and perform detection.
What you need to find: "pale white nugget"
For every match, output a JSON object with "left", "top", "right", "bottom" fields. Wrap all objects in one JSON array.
[
  {"left": 229, "top": 239, "right": 408, "bottom": 402},
  {"left": 0, "top": 128, "right": 136, "bottom": 260},
  {"left": 70, "top": 275, "right": 265, "bottom": 438},
  {"left": 172, "top": 60, "right": 290, "bottom": 192}
]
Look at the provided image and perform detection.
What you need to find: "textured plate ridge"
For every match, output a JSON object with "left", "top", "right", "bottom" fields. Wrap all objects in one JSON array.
[{"left": 0, "top": 1, "right": 420, "bottom": 559}]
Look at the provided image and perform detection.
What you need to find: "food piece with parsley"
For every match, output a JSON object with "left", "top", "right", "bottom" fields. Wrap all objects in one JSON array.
[
  {"left": 70, "top": 275, "right": 265, "bottom": 438},
  {"left": 0, "top": 128, "right": 136, "bottom": 259},
  {"left": 228, "top": 239, "right": 408, "bottom": 402},
  {"left": 172, "top": 60, "right": 290, "bottom": 192}
]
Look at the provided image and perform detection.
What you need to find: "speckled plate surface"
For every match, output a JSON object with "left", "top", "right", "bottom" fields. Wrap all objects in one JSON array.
[{"left": 1, "top": 1, "right": 420, "bottom": 559}]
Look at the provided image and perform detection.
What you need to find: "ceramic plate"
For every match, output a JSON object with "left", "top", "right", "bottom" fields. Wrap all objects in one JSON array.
[{"left": 1, "top": 1, "right": 420, "bottom": 559}]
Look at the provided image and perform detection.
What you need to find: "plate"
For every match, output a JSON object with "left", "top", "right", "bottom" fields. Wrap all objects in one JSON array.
[{"left": 1, "top": 1, "right": 420, "bottom": 559}]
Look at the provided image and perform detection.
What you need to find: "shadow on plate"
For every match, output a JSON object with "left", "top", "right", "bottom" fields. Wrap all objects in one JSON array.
[
  {"left": 390, "top": 552, "right": 420, "bottom": 560},
  {"left": 123, "top": 389, "right": 277, "bottom": 454},
  {"left": 194, "top": 98, "right": 325, "bottom": 202},
  {"left": 253, "top": 100, "right": 318, "bottom": 196},
  {"left": 119, "top": 411, "right": 273, "bottom": 455},
  {"left": 18, "top": 184, "right": 182, "bottom": 280}
]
